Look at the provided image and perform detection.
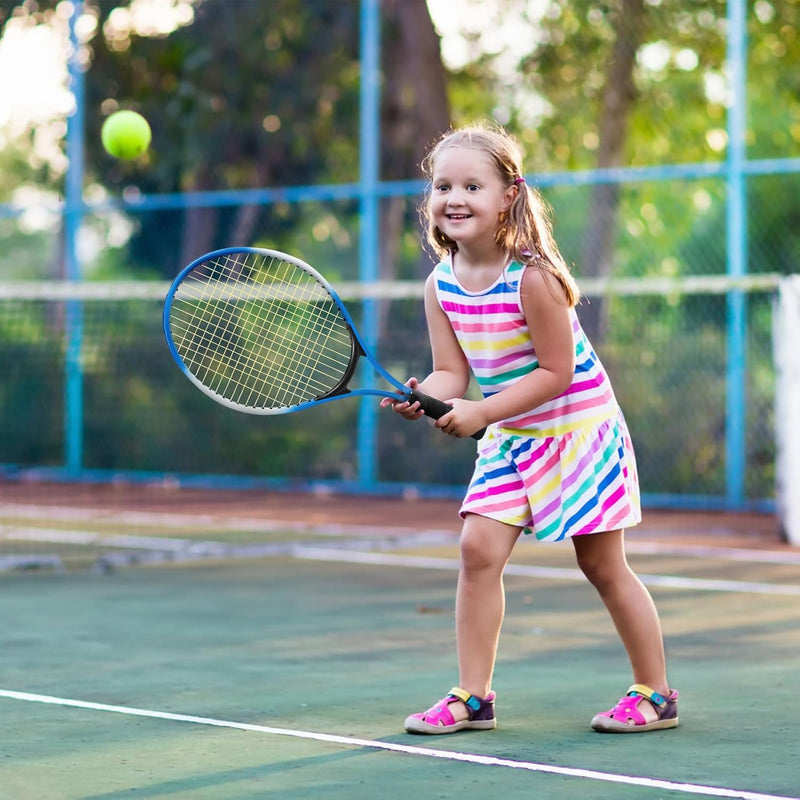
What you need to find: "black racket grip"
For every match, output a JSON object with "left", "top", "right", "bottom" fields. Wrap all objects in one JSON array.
[{"left": 407, "top": 389, "right": 486, "bottom": 440}]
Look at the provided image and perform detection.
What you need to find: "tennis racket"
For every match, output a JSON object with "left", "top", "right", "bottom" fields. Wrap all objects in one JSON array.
[{"left": 163, "top": 247, "right": 485, "bottom": 440}]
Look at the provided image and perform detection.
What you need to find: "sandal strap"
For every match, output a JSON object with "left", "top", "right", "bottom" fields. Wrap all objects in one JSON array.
[
  {"left": 447, "top": 686, "right": 483, "bottom": 714},
  {"left": 627, "top": 684, "right": 669, "bottom": 708}
]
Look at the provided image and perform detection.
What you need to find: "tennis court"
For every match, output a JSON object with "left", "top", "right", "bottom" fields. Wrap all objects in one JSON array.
[
  {"left": 1, "top": 481, "right": 798, "bottom": 800},
  {"left": 2, "top": 2, "right": 799, "bottom": 798}
]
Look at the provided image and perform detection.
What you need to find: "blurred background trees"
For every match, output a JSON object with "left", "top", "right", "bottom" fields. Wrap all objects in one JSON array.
[
  {"left": 1, "top": 0, "right": 798, "bottom": 282},
  {"left": 0, "top": 0, "right": 797, "bottom": 499}
]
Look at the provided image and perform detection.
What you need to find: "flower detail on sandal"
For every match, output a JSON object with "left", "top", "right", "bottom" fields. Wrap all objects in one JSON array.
[
  {"left": 591, "top": 684, "right": 679, "bottom": 733},
  {"left": 404, "top": 687, "right": 497, "bottom": 734}
]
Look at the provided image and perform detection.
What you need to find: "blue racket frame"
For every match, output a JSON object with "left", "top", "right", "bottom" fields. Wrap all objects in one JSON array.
[{"left": 163, "top": 247, "right": 481, "bottom": 434}]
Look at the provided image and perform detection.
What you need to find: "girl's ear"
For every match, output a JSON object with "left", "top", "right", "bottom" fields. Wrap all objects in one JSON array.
[{"left": 501, "top": 185, "right": 518, "bottom": 211}]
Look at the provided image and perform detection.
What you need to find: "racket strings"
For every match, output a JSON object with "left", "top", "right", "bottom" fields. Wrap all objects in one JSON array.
[
  {"left": 247, "top": 260, "right": 349, "bottom": 403},
  {"left": 168, "top": 253, "right": 354, "bottom": 409},
  {"left": 176, "top": 261, "right": 349, "bottom": 407},
  {"left": 237, "top": 259, "right": 352, "bottom": 405},
  {"left": 177, "top": 256, "right": 256, "bottom": 397},
  {"left": 174, "top": 274, "right": 349, "bottom": 408}
]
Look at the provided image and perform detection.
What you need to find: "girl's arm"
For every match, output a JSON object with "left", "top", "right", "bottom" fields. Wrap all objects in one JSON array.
[
  {"left": 419, "top": 272, "right": 472, "bottom": 399},
  {"left": 438, "top": 266, "right": 575, "bottom": 437},
  {"left": 380, "top": 273, "right": 471, "bottom": 420}
]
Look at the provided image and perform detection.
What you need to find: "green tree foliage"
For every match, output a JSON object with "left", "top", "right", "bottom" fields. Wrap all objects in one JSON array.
[
  {"left": 432, "top": 0, "right": 796, "bottom": 500},
  {"left": 88, "top": 0, "right": 361, "bottom": 188},
  {"left": 83, "top": 0, "right": 362, "bottom": 273},
  {"left": 1, "top": 0, "right": 796, "bottom": 501}
]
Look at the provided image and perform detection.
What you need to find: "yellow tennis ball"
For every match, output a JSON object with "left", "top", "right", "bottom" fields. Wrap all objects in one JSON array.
[{"left": 101, "top": 110, "right": 151, "bottom": 160}]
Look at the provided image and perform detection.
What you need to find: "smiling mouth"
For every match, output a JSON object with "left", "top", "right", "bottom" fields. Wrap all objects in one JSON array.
[{"left": 446, "top": 213, "right": 471, "bottom": 220}]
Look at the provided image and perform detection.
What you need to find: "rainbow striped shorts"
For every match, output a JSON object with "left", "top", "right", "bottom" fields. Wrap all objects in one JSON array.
[{"left": 459, "top": 411, "right": 642, "bottom": 542}]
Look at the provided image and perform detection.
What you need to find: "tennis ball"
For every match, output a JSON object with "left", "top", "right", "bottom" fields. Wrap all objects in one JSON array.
[{"left": 101, "top": 110, "right": 151, "bottom": 160}]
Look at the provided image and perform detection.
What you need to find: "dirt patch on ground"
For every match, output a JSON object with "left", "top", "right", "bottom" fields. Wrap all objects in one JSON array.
[{"left": 0, "top": 478, "right": 790, "bottom": 551}]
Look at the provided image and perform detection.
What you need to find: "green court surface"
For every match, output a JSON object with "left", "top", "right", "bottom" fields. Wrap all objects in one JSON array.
[{"left": 2, "top": 524, "right": 800, "bottom": 800}]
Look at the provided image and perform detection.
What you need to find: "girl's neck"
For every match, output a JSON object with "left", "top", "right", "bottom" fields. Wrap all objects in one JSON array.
[{"left": 451, "top": 243, "right": 511, "bottom": 292}]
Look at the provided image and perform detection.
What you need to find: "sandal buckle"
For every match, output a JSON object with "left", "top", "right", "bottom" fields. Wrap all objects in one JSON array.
[
  {"left": 627, "top": 683, "right": 667, "bottom": 707},
  {"left": 448, "top": 686, "right": 483, "bottom": 713}
]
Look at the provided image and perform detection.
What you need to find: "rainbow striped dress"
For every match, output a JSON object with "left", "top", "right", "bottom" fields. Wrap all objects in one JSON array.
[{"left": 434, "top": 259, "right": 641, "bottom": 542}]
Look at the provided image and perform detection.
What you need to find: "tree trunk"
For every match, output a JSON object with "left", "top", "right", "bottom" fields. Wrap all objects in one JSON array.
[
  {"left": 372, "top": 0, "right": 451, "bottom": 349},
  {"left": 381, "top": 0, "right": 450, "bottom": 280},
  {"left": 231, "top": 162, "right": 271, "bottom": 247},
  {"left": 580, "top": 0, "right": 646, "bottom": 344},
  {"left": 181, "top": 165, "right": 218, "bottom": 265}
]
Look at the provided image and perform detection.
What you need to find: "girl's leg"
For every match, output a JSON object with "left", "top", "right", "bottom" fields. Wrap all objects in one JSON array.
[
  {"left": 448, "top": 513, "right": 520, "bottom": 721},
  {"left": 572, "top": 529, "right": 670, "bottom": 719}
]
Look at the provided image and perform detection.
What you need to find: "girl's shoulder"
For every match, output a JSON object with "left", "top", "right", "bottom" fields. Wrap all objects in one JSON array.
[
  {"left": 428, "top": 260, "right": 453, "bottom": 299},
  {"left": 432, "top": 258, "right": 453, "bottom": 276},
  {"left": 519, "top": 260, "right": 573, "bottom": 309},
  {"left": 506, "top": 259, "right": 527, "bottom": 277}
]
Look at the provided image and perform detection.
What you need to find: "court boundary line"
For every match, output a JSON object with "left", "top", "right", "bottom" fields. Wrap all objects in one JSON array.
[
  {"left": 3, "top": 525, "right": 800, "bottom": 593},
  {"left": 0, "top": 689, "right": 796, "bottom": 800},
  {"left": 292, "top": 547, "right": 800, "bottom": 596}
]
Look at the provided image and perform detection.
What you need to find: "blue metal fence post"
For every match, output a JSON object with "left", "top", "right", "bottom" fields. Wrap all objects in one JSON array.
[
  {"left": 725, "top": 0, "right": 747, "bottom": 508},
  {"left": 357, "top": 0, "right": 381, "bottom": 490},
  {"left": 64, "top": 1, "right": 85, "bottom": 473}
]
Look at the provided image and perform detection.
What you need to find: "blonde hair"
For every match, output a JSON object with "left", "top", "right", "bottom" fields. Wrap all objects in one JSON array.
[{"left": 421, "top": 122, "right": 580, "bottom": 306}]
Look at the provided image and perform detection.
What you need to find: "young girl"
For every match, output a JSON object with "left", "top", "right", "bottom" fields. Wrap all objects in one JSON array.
[{"left": 381, "top": 123, "right": 678, "bottom": 735}]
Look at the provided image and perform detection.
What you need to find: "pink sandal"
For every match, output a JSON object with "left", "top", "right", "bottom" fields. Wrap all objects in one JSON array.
[
  {"left": 404, "top": 687, "right": 497, "bottom": 734},
  {"left": 591, "top": 683, "right": 679, "bottom": 733}
]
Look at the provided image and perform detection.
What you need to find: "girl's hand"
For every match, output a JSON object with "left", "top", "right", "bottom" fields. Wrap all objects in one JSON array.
[
  {"left": 435, "top": 398, "right": 488, "bottom": 439},
  {"left": 379, "top": 377, "right": 426, "bottom": 421}
]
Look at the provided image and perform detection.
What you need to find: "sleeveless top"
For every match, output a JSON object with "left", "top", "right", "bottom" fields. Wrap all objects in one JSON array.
[{"left": 433, "top": 259, "right": 620, "bottom": 437}]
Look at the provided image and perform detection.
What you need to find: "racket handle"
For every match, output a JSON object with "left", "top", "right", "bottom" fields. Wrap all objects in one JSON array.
[{"left": 407, "top": 389, "right": 486, "bottom": 441}]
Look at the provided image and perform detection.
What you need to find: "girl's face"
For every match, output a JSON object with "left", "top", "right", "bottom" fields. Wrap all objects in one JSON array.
[{"left": 429, "top": 146, "right": 515, "bottom": 251}]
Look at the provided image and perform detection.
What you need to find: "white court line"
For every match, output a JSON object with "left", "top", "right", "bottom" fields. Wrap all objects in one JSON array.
[
  {"left": 2, "top": 523, "right": 796, "bottom": 567},
  {"left": 292, "top": 547, "right": 800, "bottom": 596},
  {"left": 625, "top": 540, "right": 800, "bottom": 565},
  {"left": 0, "top": 689, "right": 795, "bottom": 800},
  {"left": 4, "top": 516, "right": 800, "bottom": 588},
  {"left": 4, "top": 502, "right": 800, "bottom": 564}
]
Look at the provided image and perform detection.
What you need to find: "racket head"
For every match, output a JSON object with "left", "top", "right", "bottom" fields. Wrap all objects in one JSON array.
[{"left": 163, "top": 247, "right": 391, "bottom": 414}]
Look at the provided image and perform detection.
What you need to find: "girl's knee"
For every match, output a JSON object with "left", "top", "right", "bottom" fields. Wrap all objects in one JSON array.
[
  {"left": 459, "top": 516, "right": 518, "bottom": 575},
  {"left": 460, "top": 532, "right": 497, "bottom": 573},
  {"left": 573, "top": 530, "right": 627, "bottom": 587},
  {"left": 575, "top": 551, "right": 605, "bottom": 585},
  {"left": 578, "top": 553, "right": 642, "bottom": 600}
]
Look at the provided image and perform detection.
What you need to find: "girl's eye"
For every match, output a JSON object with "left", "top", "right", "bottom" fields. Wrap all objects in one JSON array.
[
  {"left": 467, "top": 184, "right": 480, "bottom": 191},
  {"left": 435, "top": 183, "right": 450, "bottom": 192}
]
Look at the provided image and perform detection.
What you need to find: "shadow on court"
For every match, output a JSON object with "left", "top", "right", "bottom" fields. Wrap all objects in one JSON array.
[{"left": 1, "top": 525, "right": 799, "bottom": 800}]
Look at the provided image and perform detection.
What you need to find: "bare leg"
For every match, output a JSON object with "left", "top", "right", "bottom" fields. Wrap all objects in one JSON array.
[
  {"left": 573, "top": 529, "right": 670, "bottom": 720},
  {"left": 448, "top": 513, "right": 520, "bottom": 722}
]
